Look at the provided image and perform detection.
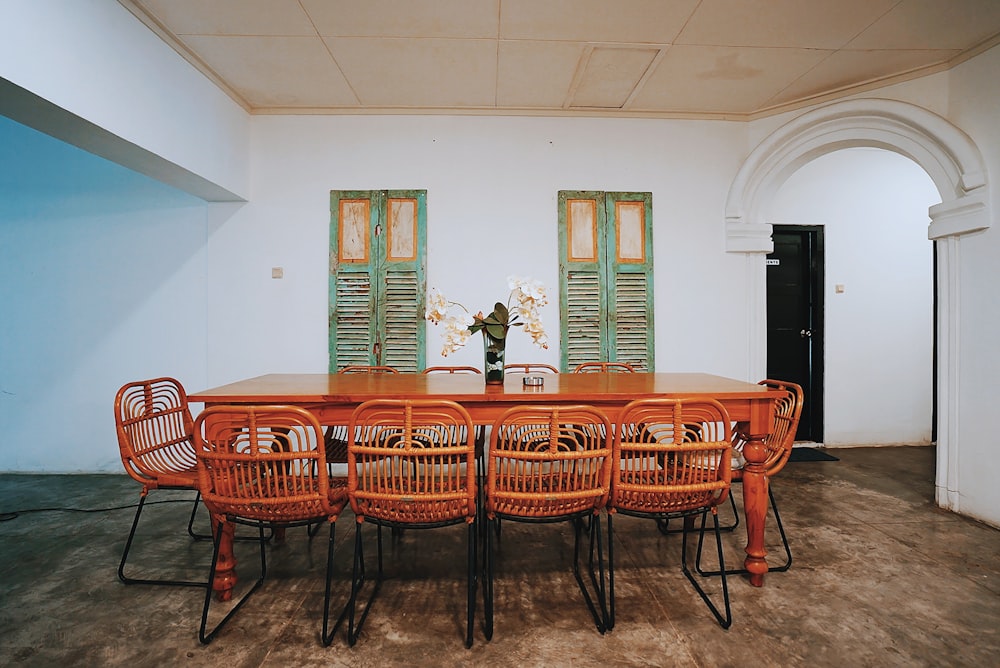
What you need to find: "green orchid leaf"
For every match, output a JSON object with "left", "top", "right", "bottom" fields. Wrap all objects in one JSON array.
[
  {"left": 485, "top": 322, "right": 507, "bottom": 340},
  {"left": 493, "top": 302, "right": 509, "bottom": 323}
]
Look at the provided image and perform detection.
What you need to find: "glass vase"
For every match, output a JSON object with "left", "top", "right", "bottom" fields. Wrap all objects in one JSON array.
[{"left": 483, "top": 331, "right": 506, "bottom": 385}]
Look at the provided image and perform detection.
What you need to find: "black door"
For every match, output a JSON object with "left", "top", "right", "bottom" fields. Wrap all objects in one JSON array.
[{"left": 766, "top": 226, "right": 824, "bottom": 441}]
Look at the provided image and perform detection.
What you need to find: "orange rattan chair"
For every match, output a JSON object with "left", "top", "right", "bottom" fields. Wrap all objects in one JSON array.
[
  {"left": 193, "top": 405, "right": 349, "bottom": 644},
  {"left": 422, "top": 365, "right": 482, "bottom": 374},
  {"left": 710, "top": 379, "right": 804, "bottom": 573},
  {"left": 572, "top": 362, "right": 635, "bottom": 373},
  {"left": 422, "top": 366, "right": 487, "bottom": 489},
  {"left": 322, "top": 365, "right": 400, "bottom": 472},
  {"left": 609, "top": 398, "right": 733, "bottom": 629},
  {"left": 483, "top": 404, "right": 613, "bottom": 637},
  {"left": 346, "top": 399, "right": 479, "bottom": 648},
  {"left": 340, "top": 365, "right": 400, "bottom": 374},
  {"left": 503, "top": 363, "right": 559, "bottom": 374},
  {"left": 114, "top": 377, "right": 209, "bottom": 588}
]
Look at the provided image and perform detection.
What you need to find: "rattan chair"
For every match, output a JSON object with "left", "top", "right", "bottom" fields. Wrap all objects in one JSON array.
[
  {"left": 114, "top": 377, "right": 210, "bottom": 587},
  {"left": 422, "top": 365, "right": 482, "bottom": 374},
  {"left": 608, "top": 398, "right": 734, "bottom": 629},
  {"left": 503, "top": 363, "right": 559, "bottom": 374},
  {"left": 323, "top": 365, "right": 400, "bottom": 470},
  {"left": 346, "top": 399, "right": 479, "bottom": 648},
  {"left": 483, "top": 404, "right": 612, "bottom": 637},
  {"left": 340, "top": 365, "right": 400, "bottom": 374},
  {"left": 422, "top": 366, "right": 487, "bottom": 481},
  {"left": 193, "top": 405, "right": 349, "bottom": 644},
  {"left": 708, "top": 379, "right": 804, "bottom": 574},
  {"left": 572, "top": 362, "right": 635, "bottom": 373}
]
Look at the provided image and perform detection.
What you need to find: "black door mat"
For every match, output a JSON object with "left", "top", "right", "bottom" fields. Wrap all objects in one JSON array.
[{"left": 788, "top": 447, "right": 839, "bottom": 462}]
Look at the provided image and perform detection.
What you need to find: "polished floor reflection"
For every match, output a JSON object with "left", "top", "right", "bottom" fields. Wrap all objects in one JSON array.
[{"left": 1, "top": 446, "right": 998, "bottom": 667}]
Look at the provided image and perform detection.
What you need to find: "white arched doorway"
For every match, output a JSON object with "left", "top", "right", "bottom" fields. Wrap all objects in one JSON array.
[{"left": 725, "top": 98, "right": 990, "bottom": 513}]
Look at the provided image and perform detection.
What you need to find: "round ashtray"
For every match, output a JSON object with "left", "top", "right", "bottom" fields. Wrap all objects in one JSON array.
[{"left": 522, "top": 376, "right": 545, "bottom": 387}]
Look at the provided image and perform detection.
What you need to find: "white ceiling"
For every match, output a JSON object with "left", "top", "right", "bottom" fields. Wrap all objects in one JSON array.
[{"left": 121, "top": 0, "right": 1000, "bottom": 119}]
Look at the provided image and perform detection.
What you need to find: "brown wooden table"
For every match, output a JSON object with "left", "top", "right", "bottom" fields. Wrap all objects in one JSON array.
[{"left": 190, "top": 372, "right": 780, "bottom": 598}]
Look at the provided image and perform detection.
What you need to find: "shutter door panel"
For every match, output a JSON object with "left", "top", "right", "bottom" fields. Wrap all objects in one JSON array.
[
  {"left": 381, "top": 191, "right": 426, "bottom": 371},
  {"left": 607, "top": 192, "right": 654, "bottom": 371}
]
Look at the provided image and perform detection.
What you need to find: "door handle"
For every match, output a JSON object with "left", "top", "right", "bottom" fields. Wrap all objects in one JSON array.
[{"left": 800, "top": 329, "right": 812, "bottom": 338}]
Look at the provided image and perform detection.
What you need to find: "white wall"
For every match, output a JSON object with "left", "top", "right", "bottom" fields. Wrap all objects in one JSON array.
[
  {"left": 204, "top": 115, "right": 751, "bottom": 383},
  {"left": 0, "top": 116, "right": 209, "bottom": 472},
  {"left": 942, "top": 46, "right": 1000, "bottom": 525},
  {"left": 770, "top": 148, "right": 937, "bottom": 445}
]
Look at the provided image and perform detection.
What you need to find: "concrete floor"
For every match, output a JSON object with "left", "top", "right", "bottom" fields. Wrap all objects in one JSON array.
[{"left": 1, "top": 445, "right": 998, "bottom": 667}]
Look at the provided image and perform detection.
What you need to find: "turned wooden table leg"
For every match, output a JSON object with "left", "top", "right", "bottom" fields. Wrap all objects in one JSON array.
[
  {"left": 742, "top": 432, "right": 769, "bottom": 587},
  {"left": 212, "top": 516, "right": 237, "bottom": 602}
]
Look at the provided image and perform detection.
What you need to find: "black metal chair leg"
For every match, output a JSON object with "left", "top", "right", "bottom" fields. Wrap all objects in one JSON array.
[
  {"left": 766, "top": 486, "right": 792, "bottom": 571},
  {"left": 348, "top": 522, "right": 384, "bottom": 646},
  {"left": 571, "top": 515, "right": 606, "bottom": 634},
  {"left": 186, "top": 492, "right": 214, "bottom": 541},
  {"left": 681, "top": 512, "right": 731, "bottom": 629},
  {"left": 695, "top": 485, "right": 791, "bottom": 576},
  {"left": 466, "top": 521, "right": 477, "bottom": 649},
  {"left": 483, "top": 516, "right": 495, "bottom": 641},
  {"left": 118, "top": 494, "right": 208, "bottom": 588},
  {"left": 321, "top": 520, "right": 353, "bottom": 646},
  {"left": 605, "top": 513, "right": 616, "bottom": 631},
  {"left": 199, "top": 521, "right": 268, "bottom": 644}
]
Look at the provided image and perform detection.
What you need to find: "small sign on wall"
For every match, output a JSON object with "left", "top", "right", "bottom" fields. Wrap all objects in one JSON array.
[{"left": 766, "top": 259, "right": 780, "bottom": 266}]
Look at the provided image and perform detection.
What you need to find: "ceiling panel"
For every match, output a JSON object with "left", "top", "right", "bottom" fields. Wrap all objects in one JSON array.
[
  {"left": 136, "top": 0, "right": 315, "bottom": 36},
  {"left": 631, "top": 45, "right": 832, "bottom": 114},
  {"left": 847, "top": 0, "right": 1000, "bottom": 50},
  {"left": 302, "top": 0, "right": 500, "bottom": 39},
  {"left": 767, "top": 48, "right": 961, "bottom": 109},
  {"left": 180, "top": 35, "right": 356, "bottom": 107},
  {"left": 499, "top": 0, "right": 698, "bottom": 42},
  {"left": 570, "top": 47, "right": 660, "bottom": 109},
  {"left": 496, "top": 41, "right": 584, "bottom": 109},
  {"left": 325, "top": 37, "right": 498, "bottom": 108},
  {"left": 674, "top": 0, "right": 899, "bottom": 49}
]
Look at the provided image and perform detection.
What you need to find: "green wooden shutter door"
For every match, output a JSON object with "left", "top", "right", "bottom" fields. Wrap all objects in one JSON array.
[
  {"left": 330, "top": 190, "right": 426, "bottom": 372},
  {"left": 558, "top": 190, "right": 654, "bottom": 372}
]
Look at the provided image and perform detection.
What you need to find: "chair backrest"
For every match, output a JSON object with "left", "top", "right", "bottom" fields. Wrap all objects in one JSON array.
[
  {"left": 504, "top": 363, "right": 559, "bottom": 374},
  {"left": 422, "top": 366, "right": 482, "bottom": 374},
  {"left": 347, "top": 399, "right": 477, "bottom": 525},
  {"left": 486, "top": 404, "right": 612, "bottom": 519},
  {"left": 732, "top": 379, "right": 804, "bottom": 476},
  {"left": 611, "top": 398, "right": 732, "bottom": 515},
  {"left": 340, "top": 365, "right": 399, "bottom": 374},
  {"left": 114, "top": 377, "right": 197, "bottom": 486},
  {"left": 572, "top": 362, "right": 635, "bottom": 373},
  {"left": 193, "top": 405, "right": 342, "bottom": 523}
]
